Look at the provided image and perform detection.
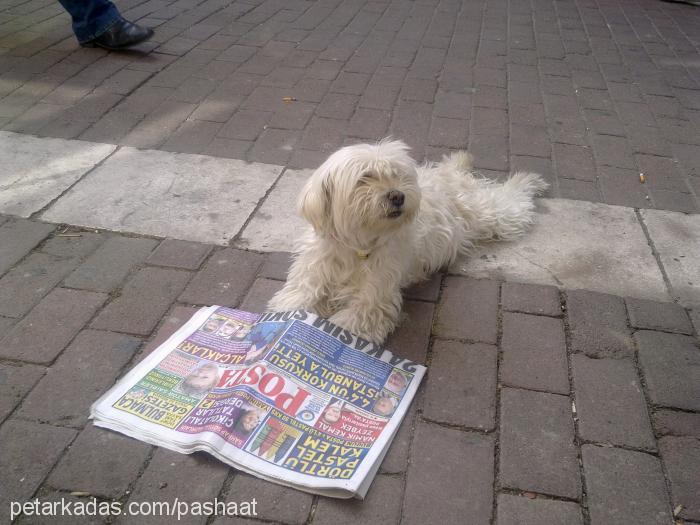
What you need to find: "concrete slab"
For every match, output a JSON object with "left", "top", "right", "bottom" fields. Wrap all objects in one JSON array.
[
  {"left": 0, "top": 131, "right": 115, "bottom": 217},
  {"left": 236, "top": 168, "right": 311, "bottom": 252},
  {"left": 450, "top": 199, "right": 669, "bottom": 302},
  {"left": 41, "top": 147, "right": 283, "bottom": 245},
  {"left": 641, "top": 210, "right": 700, "bottom": 307}
]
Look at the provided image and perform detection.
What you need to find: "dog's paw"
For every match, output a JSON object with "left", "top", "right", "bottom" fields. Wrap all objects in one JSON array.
[{"left": 329, "top": 308, "right": 395, "bottom": 344}]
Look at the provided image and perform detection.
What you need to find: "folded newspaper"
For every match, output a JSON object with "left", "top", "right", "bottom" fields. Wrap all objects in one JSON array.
[{"left": 91, "top": 306, "right": 425, "bottom": 499}]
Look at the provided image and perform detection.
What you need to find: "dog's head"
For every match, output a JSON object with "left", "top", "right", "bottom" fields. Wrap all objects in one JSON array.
[{"left": 298, "top": 139, "right": 421, "bottom": 248}]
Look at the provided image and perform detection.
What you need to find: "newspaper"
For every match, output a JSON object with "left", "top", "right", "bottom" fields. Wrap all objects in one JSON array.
[{"left": 91, "top": 306, "right": 425, "bottom": 499}]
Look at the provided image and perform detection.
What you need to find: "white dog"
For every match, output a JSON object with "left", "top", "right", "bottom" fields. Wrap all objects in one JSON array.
[{"left": 268, "top": 139, "right": 547, "bottom": 343}]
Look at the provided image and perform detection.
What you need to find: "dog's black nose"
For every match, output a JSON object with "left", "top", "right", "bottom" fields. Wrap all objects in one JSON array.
[{"left": 387, "top": 190, "right": 405, "bottom": 207}]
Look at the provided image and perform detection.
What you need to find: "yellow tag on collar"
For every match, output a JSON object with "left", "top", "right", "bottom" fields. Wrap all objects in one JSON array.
[{"left": 356, "top": 250, "right": 371, "bottom": 260}]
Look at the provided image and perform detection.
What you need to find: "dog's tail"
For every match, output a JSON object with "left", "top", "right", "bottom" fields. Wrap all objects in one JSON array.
[
  {"left": 465, "top": 171, "right": 549, "bottom": 242},
  {"left": 443, "top": 150, "right": 473, "bottom": 173}
]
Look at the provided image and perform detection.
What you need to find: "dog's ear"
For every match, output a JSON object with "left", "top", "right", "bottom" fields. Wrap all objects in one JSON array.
[{"left": 298, "top": 168, "right": 332, "bottom": 235}]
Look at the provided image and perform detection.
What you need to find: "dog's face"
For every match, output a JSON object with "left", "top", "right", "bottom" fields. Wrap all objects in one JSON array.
[{"left": 298, "top": 140, "right": 421, "bottom": 248}]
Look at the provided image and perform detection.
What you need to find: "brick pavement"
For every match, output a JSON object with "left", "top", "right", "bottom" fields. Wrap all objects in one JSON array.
[
  {"left": 1, "top": 215, "right": 699, "bottom": 524},
  {"left": 0, "top": 0, "right": 699, "bottom": 212}
]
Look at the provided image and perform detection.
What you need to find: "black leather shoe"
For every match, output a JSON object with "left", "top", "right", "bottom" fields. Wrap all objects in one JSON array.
[{"left": 82, "top": 19, "right": 154, "bottom": 50}]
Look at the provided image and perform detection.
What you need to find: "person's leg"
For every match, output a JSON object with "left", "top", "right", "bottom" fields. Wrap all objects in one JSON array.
[
  {"left": 58, "top": 0, "right": 122, "bottom": 44},
  {"left": 57, "top": 0, "right": 153, "bottom": 50}
]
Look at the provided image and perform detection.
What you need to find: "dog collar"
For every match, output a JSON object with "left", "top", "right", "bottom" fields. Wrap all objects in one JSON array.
[{"left": 356, "top": 250, "right": 371, "bottom": 260}]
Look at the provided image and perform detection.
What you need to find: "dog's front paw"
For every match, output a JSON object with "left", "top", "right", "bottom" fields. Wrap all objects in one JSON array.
[
  {"left": 267, "top": 288, "right": 311, "bottom": 313},
  {"left": 329, "top": 308, "right": 396, "bottom": 344}
]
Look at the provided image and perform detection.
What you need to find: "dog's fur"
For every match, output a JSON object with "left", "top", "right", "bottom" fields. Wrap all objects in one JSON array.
[{"left": 268, "top": 139, "right": 547, "bottom": 343}]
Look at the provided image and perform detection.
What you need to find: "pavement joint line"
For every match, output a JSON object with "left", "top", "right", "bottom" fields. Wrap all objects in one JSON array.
[
  {"left": 635, "top": 208, "right": 679, "bottom": 304},
  {"left": 490, "top": 279, "right": 504, "bottom": 525}
]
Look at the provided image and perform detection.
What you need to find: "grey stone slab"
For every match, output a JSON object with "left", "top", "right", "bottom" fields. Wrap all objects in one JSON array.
[
  {"left": 0, "top": 131, "right": 115, "bottom": 217},
  {"left": 626, "top": 297, "right": 693, "bottom": 334},
  {"left": 653, "top": 410, "right": 700, "bottom": 438},
  {"left": 582, "top": 445, "right": 672, "bottom": 525},
  {"left": 64, "top": 236, "right": 158, "bottom": 292},
  {"left": 314, "top": 475, "right": 404, "bottom": 525},
  {"left": 0, "top": 420, "right": 77, "bottom": 520},
  {"left": 502, "top": 282, "right": 562, "bottom": 316},
  {"left": 659, "top": 436, "right": 700, "bottom": 521},
  {"left": 385, "top": 299, "right": 434, "bottom": 364},
  {"left": 499, "top": 388, "right": 581, "bottom": 499},
  {"left": 0, "top": 218, "right": 55, "bottom": 275},
  {"left": 434, "top": 276, "right": 499, "bottom": 343},
  {"left": 91, "top": 267, "right": 191, "bottom": 335},
  {"left": 641, "top": 210, "right": 700, "bottom": 307},
  {"left": 0, "top": 363, "right": 45, "bottom": 422},
  {"left": 236, "top": 168, "right": 310, "bottom": 251},
  {"left": 239, "top": 277, "right": 285, "bottom": 312},
  {"left": 501, "top": 313, "right": 569, "bottom": 394},
  {"left": 423, "top": 341, "right": 497, "bottom": 430},
  {"left": 496, "top": 494, "right": 583, "bottom": 525},
  {"left": 258, "top": 251, "right": 292, "bottom": 281},
  {"left": 0, "top": 288, "right": 107, "bottom": 364},
  {"left": 226, "top": 474, "right": 313, "bottom": 525},
  {"left": 0, "top": 253, "right": 85, "bottom": 318},
  {"left": 48, "top": 424, "right": 151, "bottom": 498},
  {"left": 42, "top": 147, "right": 283, "bottom": 245},
  {"left": 17, "top": 330, "right": 140, "bottom": 426},
  {"left": 636, "top": 330, "right": 700, "bottom": 412},
  {"left": 451, "top": 199, "right": 669, "bottom": 302},
  {"left": 403, "top": 422, "right": 494, "bottom": 525},
  {"left": 119, "top": 448, "right": 229, "bottom": 525},
  {"left": 572, "top": 355, "right": 655, "bottom": 449},
  {"left": 567, "top": 289, "right": 633, "bottom": 358},
  {"left": 145, "top": 239, "right": 213, "bottom": 270}
]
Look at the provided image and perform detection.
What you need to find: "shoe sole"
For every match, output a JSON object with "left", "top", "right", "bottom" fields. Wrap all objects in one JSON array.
[{"left": 80, "top": 32, "right": 153, "bottom": 51}]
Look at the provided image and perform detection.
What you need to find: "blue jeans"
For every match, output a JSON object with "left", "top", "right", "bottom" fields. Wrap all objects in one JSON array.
[{"left": 58, "top": 0, "right": 123, "bottom": 44}]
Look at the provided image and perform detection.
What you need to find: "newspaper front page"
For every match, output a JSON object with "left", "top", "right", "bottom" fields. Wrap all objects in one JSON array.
[{"left": 91, "top": 306, "right": 425, "bottom": 499}]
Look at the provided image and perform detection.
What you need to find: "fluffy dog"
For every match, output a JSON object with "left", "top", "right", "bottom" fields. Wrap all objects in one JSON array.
[{"left": 268, "top": 139, "right": 547, "bottom": 343}]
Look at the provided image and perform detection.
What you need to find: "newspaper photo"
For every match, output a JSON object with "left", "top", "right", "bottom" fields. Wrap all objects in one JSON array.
[{"left": 91, "top": 306, "right": 425, "bottom": 499}]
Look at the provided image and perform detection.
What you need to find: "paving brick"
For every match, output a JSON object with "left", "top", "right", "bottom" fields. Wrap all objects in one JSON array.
[
  {"left": 496, "top": 494, "right": 583, "bottom": 525},
  {"left": 39, "top": 231, "right": 105, "bottom": 259},
  {"left": 659, "top": 436, "right": 700, "bottom": 522},
  {"left": 435, "top": 277, "right": 498, "bottom": 343},
  {"left": 625, "top": 297, "right": 692, "bottom": 334},
  {"left": 146, "top": 239, "right": 212, "bottom": 270},
  {"left": 598, "top": 165, "right": 651, "bottom": 208},
  {"left": 553, "top": 143, "right": 597, "bottom": 181},
  {"left": 0, "top": 362, "right": 44, "bottom": 422},
  {"left": 268, "top": 101, "right": 315, "bottom": 130},
  {"left": 48, "top": 424, "right": 151, "bottom": 498},
  {"left": 636, "top": 330, "right": 700, "bottom": 412},
  {"left": 653, "top": 410, "right": 700, "bottom": 438},
  {"left": 64, "top": 236, "right": 157, "bottom": 292},
  {"left": 434, "top": 89, "right": 471, "bottom": 119},
  {"left": 120, "top": 100, "right": 196, "bottom": 149},
  {"left": 474, "top": 84, "right": 507, "bottom": 108},
  {"left": 403, "top": 421, "right": 494, "bottom": 525},
  {"left": 510, "top": 124, "right": 550, "bottom": 158},
  {"left": 499, "top": 388, "right": 580, "bottom": 499},
  {"left": 0, "top": 420, "right": 76, "bottom": 520},
  {"left": 582, "top": 445, "right": 671, "bottom": 525},
  {"left": 226, "top": 473, "right": 313, "bottom": 525},
  {"left": 92, "top": 267, "right": 190, "bottom": 336},
  {"left": 138, "top": 305, "right": 199, "bottom": 363},
  {"left": 347, "top": 107, "right": 391, "bottom": 139},
  {"left": 573, "top": 354, "right": 655, "bottom": 449},
  {"left": 566, "top": 289, "right": 633, "bottom": 358},
  {"left": 404, "top": 273, "right": 441, "bottom": 302},
  {"left": 301, "top": 116, "right": 347, "bottom": 152},
  {"left": 100, "top": 68, "right": 152, "bottom": 95},
  {"left": 636, "top": 154, "right": 688, "bottom": 192},
  {"left": 423, "top": 340, "right": 496, "bottom": 429},
  {"left": 0, "top": 218, "right": 55, "bottom": 275},
  {"left": 161, "top": 119, "right": 221, "bottom": 154},
  {"left": 239, "top": 277, "right": 284, "bottom": 313},
  {"left": 0, "top": 288, "right": 107, "bottom": 364},
  {"left": 258, "top": 251, "right": 292, "bottom": 281},
  {"left": 314, "top": 474, "right": 403, "bottom": 525},
  {"left": 0, "top": 252, "right": 84, "bottom": 318},
  {"left": 428, "top": 117, "right": 468, "bottom": 148},
  {"left": 590, "top": 134, "right": 636, "bottom": 169},
  {"left": 120, "top": 448, "right": 229, "bottom": 525},
  {"left": 502, "top": 282, "right": 561, "bottom": 316},
  {"left": 331, "top": 71, "right": 370, "bottom": 95},
  {"left": 650, "top": 189, "right": 698, "bottom": 213},
  {"left": 316, "top": 92, "right": 358, "bottom": 120},
  {"left": 502, "top": 313, "right": 569, "bottom": 394},
  {"left": 18, "top": 329, "right": 139, "bottom": 427},
  {"left": 469, "top": 133, "right": 509, "bottom": 171},
  {"left": 385, "top": 300, "right": 434, "bottom": 365},
  {"left": 180, "top": 248, "right": 263, "bottom": 307},
  {"left": 380, "top": 401, "right": 416, "bottom": 474}
]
